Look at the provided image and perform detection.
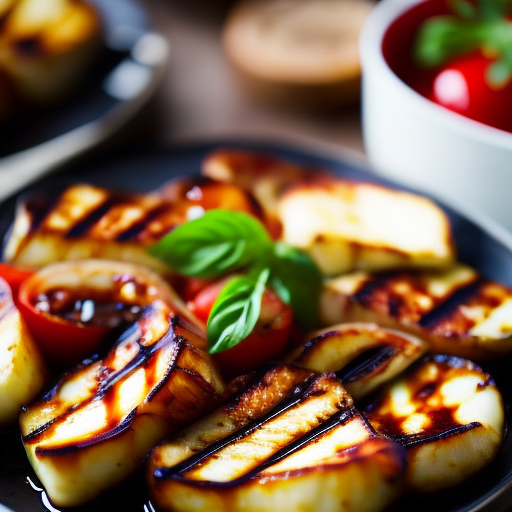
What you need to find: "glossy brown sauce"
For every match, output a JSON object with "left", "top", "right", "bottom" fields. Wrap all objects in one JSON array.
[
  {"left": 365, "top": 355, "right": 485, "bottom": 448},
  {"left": 30, "top": 276, "right": 149, "bottom": 329}
]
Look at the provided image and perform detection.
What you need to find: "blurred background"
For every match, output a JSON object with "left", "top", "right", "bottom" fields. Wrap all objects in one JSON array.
[{"left": 135, "top": 0, "right": 367, "bottom": 153}]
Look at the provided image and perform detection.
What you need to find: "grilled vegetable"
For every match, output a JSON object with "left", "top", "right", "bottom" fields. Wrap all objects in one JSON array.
[
  {"left": 365, "top": 354, "right": 505, "bottom": 492},
  {"left": 278, "top": 178, "right": 455, "bottom": 275},
  {"left": 320, "top": 263, "right": 512, "bottom": 359},
  {"left": 147, "top": 364, "right": 405, "bottom": 512},
  {"left": 0, "top": 276, "right": 47, "bottom": 426},
  {"left": 0, "top": 0, "right": 101, "bottom": 118},
  {"left": 288, "top": 323, "right": 426, "bottom": 399},
  {"left": 19, "top": 262, "right": 225, "bottom": 507}
]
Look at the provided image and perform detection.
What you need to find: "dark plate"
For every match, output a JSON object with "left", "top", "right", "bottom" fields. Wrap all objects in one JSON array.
[
  {"left": 1, "top": 140, "right": 512, "bottom": 512},
  {"left": 0, "top": 0, "right": 169, "bottom": 202}
]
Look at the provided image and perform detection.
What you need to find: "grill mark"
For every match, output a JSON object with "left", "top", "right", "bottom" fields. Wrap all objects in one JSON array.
[
  {"left": 25, "top": 192, "right": 62, "bottom": 233},
  {"left": 34, "top": 409, "right": 139, "bottom": 456},
  {"left": 336, "top": 344, "right": 398, "bottom": 384},
  {"left": 396, "top": 421, "right": 481, "bottom": 448},
  {"left": 153, "top": 374, "right": 322, "bottom": 481},
  {"left": 158, "top": 406, "right": 356, "bottom": 488},
  {"left": 418, "top": 280, "right": 483, "bottom": 329},
  {"left": 65, "top": 197, "right": 117, "bottom": 238},
  {"left": 115, "top": 203, "right": 172, "bottom": 242},
  {"left": 353, "top": 272, "right": 394, "bottom": 308},
  {"left": 14, "top": 37, "right": 41, "bottom": 56},
  {"left": 23, "top": 307, "right": 178, "bottom": 443}
]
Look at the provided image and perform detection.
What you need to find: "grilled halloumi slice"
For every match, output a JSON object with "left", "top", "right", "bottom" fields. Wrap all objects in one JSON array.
[
  {"left": 4, "top": 180, "right": 265, "bottom": 275},
  {"left": 0, "top": 0, "right": 101, "bottom": 116},
  {"left": 278, "top": 178, "right": 455, "bottom": 275},
  {"left": 321, "top": 263, "right": 512, "bottom": 359},
  {"left": 20, "top": 298, "right": 225, "bottom": 507},
  {"left": 364, "top": 354, "right": 504, "bottom": 492},
  {"left": 288, "top": 323, "right": 426, "bottom": 399},
  {"left": 0, "top": 276, "right": 47, "bottom": 426},
  {"left": 201, "top": 149, "right": 330, "bottom": 237},
  {"left": 148, "top": 364, "right": 406, "bottom": 512}
]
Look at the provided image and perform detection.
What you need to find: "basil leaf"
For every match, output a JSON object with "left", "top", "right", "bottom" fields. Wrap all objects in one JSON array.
[
  {"left": 270, "top": 243, "right": 322, "bottom": 330},
  {"left": 148, "top": 210, "right": 273, "bottom": 278},
  {"left": 207, "top": 268, "right": 270, "bottom": 354}
]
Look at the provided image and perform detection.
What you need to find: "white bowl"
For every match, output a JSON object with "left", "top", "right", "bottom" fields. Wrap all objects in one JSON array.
[{"left": 359, "top": 0, "right": 512, "bottom": 233}]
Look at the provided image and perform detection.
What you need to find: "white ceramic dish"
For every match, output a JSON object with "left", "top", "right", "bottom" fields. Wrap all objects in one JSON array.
[{"left": 360, "top": 0, "right": 512, "bottom": 234}]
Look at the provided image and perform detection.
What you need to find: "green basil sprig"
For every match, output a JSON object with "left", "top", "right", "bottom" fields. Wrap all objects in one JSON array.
[
  {"left": 413, "top": 0, "right": 512, "bottom": 87},
  {"left": 148, "top": 210, "right": 322, "bottom": 354}
]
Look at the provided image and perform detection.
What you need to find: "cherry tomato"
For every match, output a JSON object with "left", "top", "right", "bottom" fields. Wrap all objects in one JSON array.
[
  {"left": 0, "top": 262, "right": 34, "bottom": 299},
  {"left": 18, "top": 278, "right": 109, "bottom": 366},
  {"left": 429, "top": 52, "right": 512, "bottom": 132},
  {"left": 188, "top": 278, "right": 294, "bottom": 377}
]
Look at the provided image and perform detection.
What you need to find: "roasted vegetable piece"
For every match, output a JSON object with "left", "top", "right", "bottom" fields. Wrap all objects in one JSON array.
[
  {"left": 19, "top": 263, "right": 225, "bottom": 507},
  {"left": 288, "top": 322, "right": 426, "bottom": 399},
  {"left": 147, "top": 364, "right": 405, "bottom": 512},
  {"left": 0, "top": 276, "right": 47, "bottom": 426},
  {"left": 365, "top": 354, "right": 504, "bottom": 492},
  {"left": 321, "top": 263, "right": 512, "bottom": 359}
]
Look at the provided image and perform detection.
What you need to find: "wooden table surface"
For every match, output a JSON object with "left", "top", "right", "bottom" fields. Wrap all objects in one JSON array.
[{"left": 137, "top": 0, "right": 367, "bottom": 158}]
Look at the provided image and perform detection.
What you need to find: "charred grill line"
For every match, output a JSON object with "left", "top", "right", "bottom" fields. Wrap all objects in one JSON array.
[
  {"left": 24, "top": 307, "right": 179, "bottom": 442},
  {"left": 336, "top": 344, "right": 398, "bottom": 384},
  {"left": 65, "top": 197, "right": 117, "bottom": 238},
  {"left": 115, "top": 203, "right": 172, "bottom": 242},
  {"left": 418, "top": 280, "right": 483, "bottom": 329},
  {"left": 166, "top": 407, "right": 357, "bottom": 488},
  {"left": 153, "top": 375, "right": 321, "bottom": 481},
  {"left": 396, "top": 421, "right": 482, "bottom": 448},
  {"left": 34, "top": 409, "right": 139, "bottom": 456},
  {"left": 24, "top": 191, "right": 61, "bottom": 233}
]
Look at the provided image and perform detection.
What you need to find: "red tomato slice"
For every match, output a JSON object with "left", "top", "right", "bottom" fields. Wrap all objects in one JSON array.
[
  {"left": 0, "top": 262, "right": 34, "bottom": 299},
  {"left": 18, "top": 279, "right": 109, "bottom": 366},
  {"left": 188, "top": 278, "right": 294, "bottom": 377}
]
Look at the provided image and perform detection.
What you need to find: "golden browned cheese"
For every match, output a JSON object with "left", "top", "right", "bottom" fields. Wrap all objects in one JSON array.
[
  {"left": 201, "top": 149, "right": 331, "bottom": 237},
  {"left": 0, "top": 0, "right": 102, "bottom": 118},
  {"left": 321, "top": 264, "right": 512, "bottom": 359},
  {"left": 364, "top": 354, "right": 504, "bottom": 492},
  {"left": 19, "top": 261, "right": 226, "bottom": 507},
  {"left": 147, "top": 364, "right": 405, "bottom": 512},
  {"left": 0, "top": 276, "right": 47, "bottom": 426},
  {"left": 288, "top": 322, "right": 427, "bottom": 399},
  {"left": 278, "top": 177, "right": 456, "bottom": 275},
  {"left": 3, "top": 179, "right": 263, "bottom": 274}
]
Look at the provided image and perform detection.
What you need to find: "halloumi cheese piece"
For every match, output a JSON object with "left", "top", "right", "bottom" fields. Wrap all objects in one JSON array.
[
  {"left": 278, "top": 178, "right": 455, "bottom": 275},
  {"left": 364, "top": 354, "right": 504, "bottom": 492},
  {"left": 288, "top": 322, "right": 426, "bottom": 399},
  {"left": 4, "top": 180, "right": 265, "bottom": 275},
  {"left": 148, "top": 364, "right": 405, "bottom": 512},
  {"left": 201, "top": 149, "right": 330, "bottom": 237},
  {"left": 0, "top": 0, "right": 101, "bottom": 116},
  {"left": 0, "top": 276, "right": 47, "bottom": 426},
  {"left": 20, "top": 297, "right": 225, "bottom": 507},
  {"left": 320, "top": 263, "right": 512, "bottom": 359}
]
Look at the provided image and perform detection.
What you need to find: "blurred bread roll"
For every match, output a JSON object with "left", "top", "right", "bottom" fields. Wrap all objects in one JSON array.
[{"left": 222, "top": 0, "right": 374, "bottom": 107}]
